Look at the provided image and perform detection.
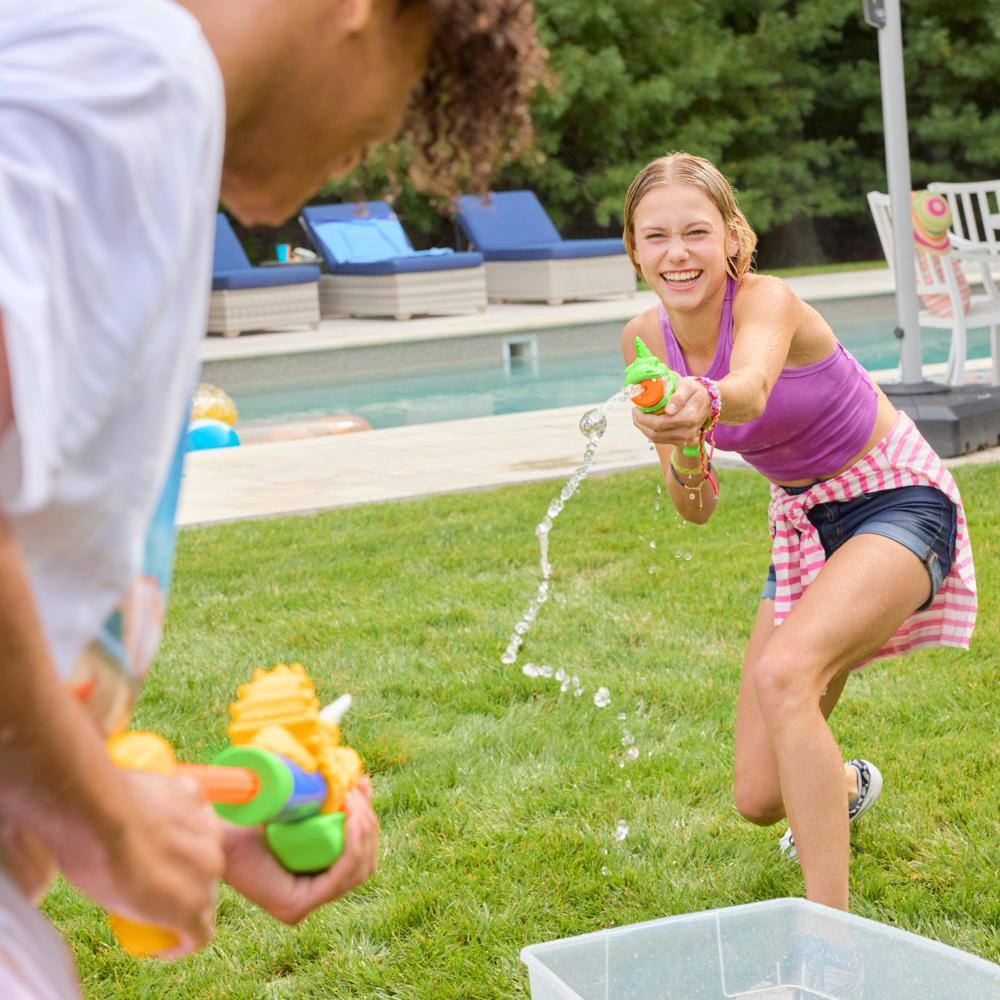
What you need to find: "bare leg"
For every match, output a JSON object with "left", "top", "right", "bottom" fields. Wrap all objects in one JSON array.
[
  {"left": 734, "top": 601, "right": 853, "bottom": 826},
  {"left": 753, "top": 534, "right": 931, "bottom": 909}
]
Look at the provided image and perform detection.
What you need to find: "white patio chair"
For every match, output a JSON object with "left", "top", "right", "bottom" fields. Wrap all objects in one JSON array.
[
  {"left": 927, "top": 179, "right": 1000, "bottom": 257},
  {"left": 867, "top": 191, "right": 1000, "bottom": 387}
]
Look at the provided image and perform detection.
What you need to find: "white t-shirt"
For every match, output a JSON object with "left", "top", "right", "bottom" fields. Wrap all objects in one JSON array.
[{"left": 0, "top": 0, "right": 225, "bottom": 730}]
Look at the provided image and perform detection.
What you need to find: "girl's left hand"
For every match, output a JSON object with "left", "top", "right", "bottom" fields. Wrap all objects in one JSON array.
[
  {"left": 221, "top": 776, "right": 378, "bottom": 925},
  {"left": 632, "top": 377, "right": 711, "bottom": 446}
]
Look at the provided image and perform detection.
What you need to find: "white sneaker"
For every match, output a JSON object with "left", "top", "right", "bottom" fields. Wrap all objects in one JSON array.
[{"left": 779, "top": 759, "right": 883, "bottom": 861}]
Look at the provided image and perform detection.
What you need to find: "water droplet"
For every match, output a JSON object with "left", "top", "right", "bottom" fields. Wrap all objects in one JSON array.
[
  {"left": 654, "top": 502, "right": 661, "bottom": 512},
  {"left": 649, "top": 540, "right": 656, "bottom": 549},
  {"left": 593, "top": 687, "right": 611, "bottom": 708},
  {"left": 621, "top": 731, "right": 633, "bottom": 746},
  {"left": 601, "top": 865, "right": 610, "bottom": 877},
  {"left": 656, "top": 485, "right": 663, "bottom": 495},
  {"left": 555, "top": 667, "right": 567, "bottom": 683},
  {"left": 501, "top": 651, "right": 517, "bottom": 665},
  {"left": 524, "top": 606, "right": 537, "bottom": 622},
  {"left": 625, "top": 779, "right": 632, "bottom": 789},
  {"left": 573, "top": 688, "right": 584, "bottom": 697},
  {"left": 579, "top": 408, "right": 607, "bottom": 438},
  {"left": 560, "top": 680, "right": 570, "bottom": 693},
  {"left": 625, "top": 746, "right": 640, "bottom": 761},
  {"left": 647, "top": 566, "right": 655, "bottom": 574},
  {"left": 547, "top": 499, "right": 564, "bottom": 519},
  {"left": 538, "top": 665, "right": 553, "bottom": 678},
  {"left": 615, "top": 820, "right": 629, "bottom": 841},
  {"left": 600, "top": 848, "right": 608, "bottom": 856},
  {"left": 675, "top": 550, "right": 682, "bottom": 558},
  {"left": 560, "top": 485, "right": 573, "bottom": 502},
  {"left": 514, "top": 622, "right": 528, "bottom": 636},
  {"left": 618, "top": 760, "right": 625, "bottom": 768},
  {"left": 522, "top": 663, "right": 539, "bottom": 678},
  {"left": 617, "top": 713, "right": 626, "bottom": 721},
  {"left": 684, "top": 552, "right": 692, "bottom": 561}
]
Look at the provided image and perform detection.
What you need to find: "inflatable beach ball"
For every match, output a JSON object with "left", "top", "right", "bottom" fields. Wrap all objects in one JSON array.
[
  {"left": 187, "top": 418, "right": 240, "bottom": 451},
  {"left": 192, "top": 382, "right": 239, "bottom": 426}
]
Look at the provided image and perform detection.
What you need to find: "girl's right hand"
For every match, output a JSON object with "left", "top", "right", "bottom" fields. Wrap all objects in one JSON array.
[
  {"left": 632, "top": 377, "right": 712, "bottom": 447},
  {"left": 55, "top": 769, "right": 226, "bottom": 958}
]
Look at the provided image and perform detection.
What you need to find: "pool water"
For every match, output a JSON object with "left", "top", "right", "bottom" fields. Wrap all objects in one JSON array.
[{"left": 203, "top": 295, "right": 993, "bottom": 431}]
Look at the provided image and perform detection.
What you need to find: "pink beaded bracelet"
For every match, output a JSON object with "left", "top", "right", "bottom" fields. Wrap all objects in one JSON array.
[{"left": 692, "top": 376, "right": 721, "bottom": 495}]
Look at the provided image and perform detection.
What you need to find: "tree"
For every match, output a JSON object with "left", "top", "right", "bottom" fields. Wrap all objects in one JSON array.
[{"left": 299, "top": 0, "right": 1000, "bottom": 267}]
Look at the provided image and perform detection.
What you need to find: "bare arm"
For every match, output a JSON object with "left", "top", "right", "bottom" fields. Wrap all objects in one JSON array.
[
  {"left": 0, "top": 315, "right": 12, "bottom": 437},
  {"left": 621, "top": 315, "right": 718, "bottom": 525},
  {"left": 719, "top": 275, "right": 799, "bottom": 424},
  {"left": 0, "top": 316, "right": 223, "bottom": 954}
]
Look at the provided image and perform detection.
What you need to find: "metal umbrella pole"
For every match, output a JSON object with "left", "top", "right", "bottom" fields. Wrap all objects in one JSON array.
[{"left": 863, "top": 0, "right": 936, "bottom": 391}]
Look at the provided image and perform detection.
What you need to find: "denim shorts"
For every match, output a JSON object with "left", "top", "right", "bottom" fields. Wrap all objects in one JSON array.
[{"left": 762, "top": 485, "right": 958, "bottom": 610}]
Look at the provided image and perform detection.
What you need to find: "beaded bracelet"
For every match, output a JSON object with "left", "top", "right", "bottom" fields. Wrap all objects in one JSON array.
[
  {"left": 670, "top": 453, "right": 712, "bottom": 477},
  {"left": 693, "top": 375, "right": 722, "bottom": 427},
  {"left": 691, "top": 376, "right": 722, "bottom": 496}
]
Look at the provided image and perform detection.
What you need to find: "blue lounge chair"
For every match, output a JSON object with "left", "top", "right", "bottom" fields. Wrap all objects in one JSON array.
[
  {"left": 209, "top": 213, "right": 320, "bottom": 338},
  {"left": 300, "top": 202, "right": 486, "bottom": 320},
  {"left": 455, "top": 191, "right": 636, "bottom": 304}
]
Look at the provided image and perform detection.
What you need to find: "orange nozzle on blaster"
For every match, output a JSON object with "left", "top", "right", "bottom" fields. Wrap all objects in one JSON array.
[
  {"left": 630, "top": 379, "right": 669, "bottom": 410},
  {"left": 178, "top": 763, "right": 260, "bottom": 803}
]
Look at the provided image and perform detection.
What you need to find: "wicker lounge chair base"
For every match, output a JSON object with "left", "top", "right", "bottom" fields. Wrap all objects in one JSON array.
[
  {"left": 483, "top": 256, "right": 637, "bottom": 304},
  {"left": 319, "top": 271, "right": 487, "bottom": 320},
  {"left": 208, "top": 283, "right": 320, "bottom": 338}
]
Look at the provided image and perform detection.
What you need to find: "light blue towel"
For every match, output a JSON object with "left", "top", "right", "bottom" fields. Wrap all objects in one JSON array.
[{"left": 313, "top": 218, "right": 454, "bottom": 264}]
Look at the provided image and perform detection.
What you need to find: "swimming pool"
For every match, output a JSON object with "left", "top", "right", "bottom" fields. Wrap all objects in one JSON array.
[{"left": 202, "top": 295, "right": 993, "bottom": 431}]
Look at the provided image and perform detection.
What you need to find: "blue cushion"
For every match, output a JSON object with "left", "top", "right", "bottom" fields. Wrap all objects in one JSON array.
[
  {"left": 311, "top": 218, "right": 438, "bottom": 264},
  {"left": 213, "top": 213, "right": 251, "bottom": 271},
  {"left": 481, "top": 238, "right": 625, "bottom": 261},
  {"left": 212, "top": 264, "right": 319, "bottom": 290},
  {"left": 302, "top": 202, "right": 411, "bottom": 268},
  {"left": 330, "top": 252, "right": 483, "bottom": 276},
  {"left": 456, "top": 191, "right": 562, "bottom": 250}
]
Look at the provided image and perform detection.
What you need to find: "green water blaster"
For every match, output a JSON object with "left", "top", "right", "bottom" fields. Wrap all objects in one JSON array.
[
  {"left": 624, "top": 338, "right": 701, "bottom": 460},
  {"left": 211, "top": 745, "right": 346, "bottom": 873}
]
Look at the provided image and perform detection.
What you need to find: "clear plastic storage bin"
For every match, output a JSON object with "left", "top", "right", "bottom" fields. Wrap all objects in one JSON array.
[{"left": 520, "top": 898, "right": 1000, "bottom": 1000}]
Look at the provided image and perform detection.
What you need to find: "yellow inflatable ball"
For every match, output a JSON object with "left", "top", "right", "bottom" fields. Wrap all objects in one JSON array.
[{"left": 191, "top": 382, "right": 239, "bottom": 427}]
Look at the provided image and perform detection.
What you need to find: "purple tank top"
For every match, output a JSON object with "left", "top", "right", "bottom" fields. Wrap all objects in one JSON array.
[{"left": 659, "top": 277, "right": 878, "bottom": 482}]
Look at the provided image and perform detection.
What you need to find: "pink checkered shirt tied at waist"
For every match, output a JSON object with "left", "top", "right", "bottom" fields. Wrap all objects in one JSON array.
[{"left": 767, "top": 412, "right": 977, "bottom": 663}]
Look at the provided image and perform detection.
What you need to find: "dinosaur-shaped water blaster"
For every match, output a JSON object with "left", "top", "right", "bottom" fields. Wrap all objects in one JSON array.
[{"left": 106, "top": 663, "right": 363, "bottom": 956}]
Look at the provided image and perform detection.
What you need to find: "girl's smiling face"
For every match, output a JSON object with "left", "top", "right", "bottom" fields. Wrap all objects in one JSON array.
[{"left": 631, "top": 183, "right": 738, "bottom": 312}]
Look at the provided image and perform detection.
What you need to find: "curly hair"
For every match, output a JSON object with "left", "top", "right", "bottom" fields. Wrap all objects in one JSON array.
[{"left": 398, "top": 0, "right": 548, "bottom": 195}]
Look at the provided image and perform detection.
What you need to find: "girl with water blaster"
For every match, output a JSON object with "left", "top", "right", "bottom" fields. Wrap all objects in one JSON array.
[{"left": 620, "top": 152, "right": 976, "bottom": 911}]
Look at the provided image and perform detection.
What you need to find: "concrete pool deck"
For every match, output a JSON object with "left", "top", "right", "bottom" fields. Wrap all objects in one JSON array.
[{"left": 179, "top": 267, "right": 998, "bottom": 527}]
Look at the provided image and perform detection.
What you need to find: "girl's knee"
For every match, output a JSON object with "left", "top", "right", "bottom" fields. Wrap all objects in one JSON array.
[
  {"left": 733, "top": 772, "right": 784, "bottom": 826},
  {"left": 753, "top": 648, "right": 820, "bottom": 721}
]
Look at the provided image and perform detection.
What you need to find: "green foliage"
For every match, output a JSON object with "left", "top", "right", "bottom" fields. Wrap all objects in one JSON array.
[
  {"left": 43, "top": 464, "right": 1000, "bottom": 997},
  {"left": 309, "top": 1, "right": 1000, "bottom": 266}
]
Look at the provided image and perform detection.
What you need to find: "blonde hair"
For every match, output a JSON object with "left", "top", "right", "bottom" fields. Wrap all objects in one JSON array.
[{"left": 622, "top": 152, "right": 757, "bottom": 281}]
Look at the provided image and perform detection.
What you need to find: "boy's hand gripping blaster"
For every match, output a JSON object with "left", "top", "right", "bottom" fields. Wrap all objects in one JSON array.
[
  {"left": 624, "top": 337, "right": 701, "bottom": 461},
  {"left": 106, "top": 663, "right": 364, "bottom": 956}
]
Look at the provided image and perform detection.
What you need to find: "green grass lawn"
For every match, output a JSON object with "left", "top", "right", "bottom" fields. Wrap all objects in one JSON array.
[{"left": 43, "top": 464, "right": 998, "bottom": 998}]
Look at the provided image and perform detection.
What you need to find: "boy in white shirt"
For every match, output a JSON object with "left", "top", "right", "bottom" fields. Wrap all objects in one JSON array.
[{"left": 0, "top": 0, "right": 545, "bottom": 994}]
